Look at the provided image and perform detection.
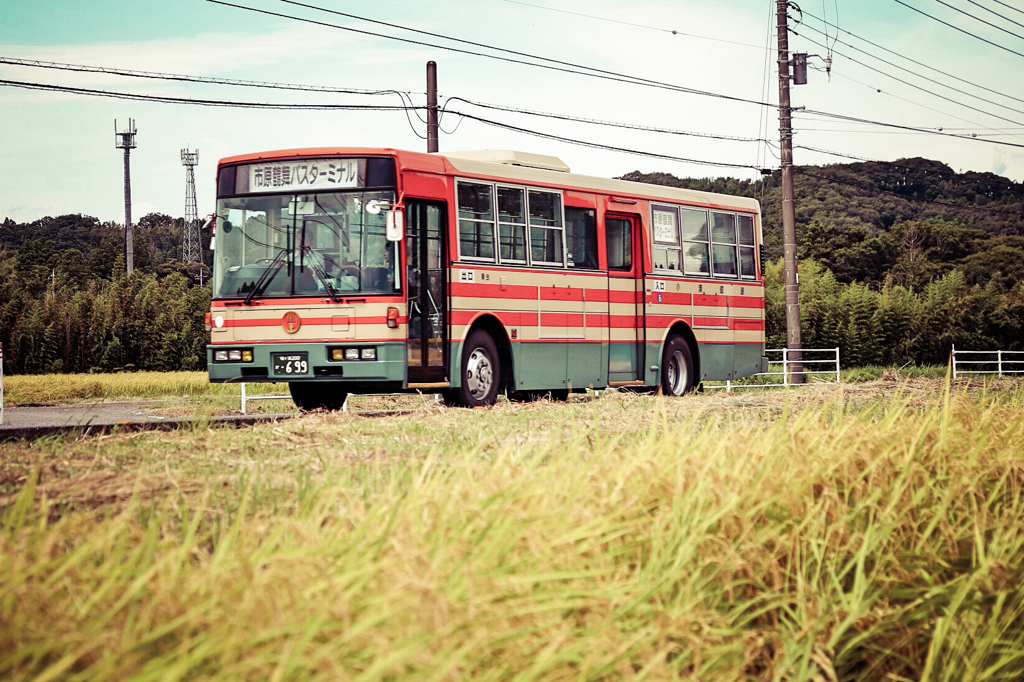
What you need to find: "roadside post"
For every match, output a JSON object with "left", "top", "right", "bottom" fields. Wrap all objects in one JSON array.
[{"left": 1, "top": 342, "right": 4, "bottom": 425}]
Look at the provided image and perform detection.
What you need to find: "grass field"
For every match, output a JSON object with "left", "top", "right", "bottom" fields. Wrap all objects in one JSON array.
[{"left": 2, "top": 378, "right": 1024, "bottom": 680}]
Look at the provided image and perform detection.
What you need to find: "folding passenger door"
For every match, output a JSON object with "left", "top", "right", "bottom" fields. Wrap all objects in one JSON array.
[
  {"left": 405, "top": 200, "right": 448, "bottom": 386},
  {"left": 605, "top": 214, "right": 645, "bottom": 386}
]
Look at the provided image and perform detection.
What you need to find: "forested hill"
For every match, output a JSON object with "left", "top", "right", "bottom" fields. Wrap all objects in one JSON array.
[{"left": 619, "top": 157, "right": 1024, "bottom": 289}]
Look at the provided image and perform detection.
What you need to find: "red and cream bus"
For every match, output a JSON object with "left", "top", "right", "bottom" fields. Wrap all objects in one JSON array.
[{"left": 207, "top": 147, "right": 767, "bottom": 409}]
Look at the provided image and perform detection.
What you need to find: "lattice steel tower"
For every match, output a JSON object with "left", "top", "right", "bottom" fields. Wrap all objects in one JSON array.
[{"left": 181, "top": 148, "right": 201, "bottom": 263}]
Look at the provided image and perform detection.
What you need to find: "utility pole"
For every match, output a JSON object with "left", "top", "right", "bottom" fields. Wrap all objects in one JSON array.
[
  {"left": 426, "top": 61, "right": 438, "bottom": 153},
  {"left": 114, "top": 119, "right": 137, "bottom": 275},
  {"left": 776, "top": 1, "right": 804, "bottom": 382},
  {"left": 181, "top": 148, "right": 202, "bottom": 263}
]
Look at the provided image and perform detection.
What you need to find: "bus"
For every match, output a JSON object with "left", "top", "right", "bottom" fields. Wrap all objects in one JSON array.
[{"left": 207, "top": 147, "right": 767, "bottom": 409}]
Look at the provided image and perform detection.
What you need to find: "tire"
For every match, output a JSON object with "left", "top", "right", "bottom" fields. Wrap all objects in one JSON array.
[
  {"left": 289, "top": 382, "right": 348, "bottom": 411},
  {"left": 661, "top": 336, "right": 695, "bottom": 396},
  {"left": 446, "top": 330, "right": 501, "bottom": 407}
]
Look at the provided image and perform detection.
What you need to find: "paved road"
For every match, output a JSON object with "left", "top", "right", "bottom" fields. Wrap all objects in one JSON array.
[{"left": 0, "top": 400, "right": 295, "bottom": 441}]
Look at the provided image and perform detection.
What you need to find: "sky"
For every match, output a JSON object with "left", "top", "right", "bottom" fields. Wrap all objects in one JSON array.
[{"left": 2, "top": 0, "right": 1023, "bottom": 225}]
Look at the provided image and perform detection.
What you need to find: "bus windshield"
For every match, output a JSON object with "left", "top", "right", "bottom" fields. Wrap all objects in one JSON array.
[{"left": 212, "top": 190, "right": 399, "bottom": 299}]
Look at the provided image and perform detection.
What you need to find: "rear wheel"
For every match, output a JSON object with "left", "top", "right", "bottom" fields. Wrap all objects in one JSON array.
[
  {"left": 661, "top": 336, "right": 695, "bottom": 396},
  {"left": 444, "top": 330, "right": 501, "bottom": 407},
  {"left": 289, "top": 382, "right": 348, "bottom": 411}
]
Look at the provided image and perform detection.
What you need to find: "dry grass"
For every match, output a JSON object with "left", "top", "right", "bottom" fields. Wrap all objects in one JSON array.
[{"left": 2, "top": 380, "right": 1024, "bottom": 680}]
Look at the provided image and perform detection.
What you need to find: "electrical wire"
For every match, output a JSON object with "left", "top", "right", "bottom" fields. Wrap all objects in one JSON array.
[
  {"left": 965, "top": 0, "right": 1024, "bottom": 31},
  {"left": 893, "top": 0, "right": 1024, "bottom": 59},
  {"left": 793, "top": 29, "right": 1024, "bottom": 129},
  {"left": 991, "top": 0, "right": 1024, "bottom": 18},
  {"left": 0, "top": 78, "right": 423, "bottom": 111},
  {"left": 800, "top": 8, "right": 1024, "bottom": 108},
  {"left": 495, "top": 0, "right": 766, "bottom": 49},
  {"left": 794, "top": 145, "right": 876, "bottom": 162},
  {"left": 793, "top": 20, "right": 1024, "bottom": 121},
  {"left": 443, "top": 108, "right": 764, "bottom": 170},
  {"left": 0, "top": 56, "right": 404, "bottom": 96},
  {"left": 927, "top": 0, "right": 1024, "bottom": 42},
  {"left": 441, "top": 96, "right": 768, "bottom": 143},
  {"left": 205, "top": 0, "right": 779, "bottom": 109}
]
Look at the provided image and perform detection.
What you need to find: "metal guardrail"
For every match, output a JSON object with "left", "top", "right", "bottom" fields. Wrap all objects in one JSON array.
[
  {"left": 703, "top": 347, "right": 841, "bottom": 391},
  {"left": 240, "top": 383, "right": 293, "bottom": 415},
  {"left": 951, "top": 345, "right": 1024, "bottom": 379}
]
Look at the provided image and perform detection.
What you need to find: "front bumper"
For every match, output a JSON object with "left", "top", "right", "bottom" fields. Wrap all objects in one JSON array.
[{"left": 207, "top": 341, "right": 406, "bottom": 383}]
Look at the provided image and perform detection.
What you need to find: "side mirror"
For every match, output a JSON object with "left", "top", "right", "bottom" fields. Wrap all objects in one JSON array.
[{"left": 386, "top": 209, "right": 404, "bottom": 242}]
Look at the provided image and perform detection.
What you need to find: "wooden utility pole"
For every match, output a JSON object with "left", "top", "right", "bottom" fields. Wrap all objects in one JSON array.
[
  {"left": 776, "top": 1, "right": 804, "bottom": 382},
  {"left": 426, "top": 61, "right": 439, "bottom": 153}
]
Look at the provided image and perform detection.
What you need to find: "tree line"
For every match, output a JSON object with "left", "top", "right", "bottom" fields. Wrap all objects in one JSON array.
[
  {"left": 2, "top": 155, "right": 1023, "bottom": 375},
  {"left": 0, "top": 213, "right": 210, "bottom": 374}
]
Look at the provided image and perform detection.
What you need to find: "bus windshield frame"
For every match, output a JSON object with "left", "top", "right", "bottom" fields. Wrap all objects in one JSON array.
[{"left": 212, "top": 189, "right": 400, "bottom": 300}]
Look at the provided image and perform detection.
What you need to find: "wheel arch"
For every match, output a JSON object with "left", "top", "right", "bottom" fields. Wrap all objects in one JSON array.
[
  {"left": 455, "top": 313, "right": 514, "bottom": 392},
  {"left": 663, "top": 321, "right": 701, "bottom": 386}
]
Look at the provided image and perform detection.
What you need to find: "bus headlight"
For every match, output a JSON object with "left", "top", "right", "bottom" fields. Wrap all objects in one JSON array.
[{"left": 361, "top": 347, "right": 376, "bottom": 360}]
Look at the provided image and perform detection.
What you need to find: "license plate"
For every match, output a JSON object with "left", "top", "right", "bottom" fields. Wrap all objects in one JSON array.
[{"left": 272, "top": 353, "right": 309, "bottom": 375}]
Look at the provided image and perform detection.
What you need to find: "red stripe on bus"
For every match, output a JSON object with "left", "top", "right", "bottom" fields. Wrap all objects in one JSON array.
[
  {"left": 539, "top": 287, "right": 584, "bottom": 302},
  {"left": 728, "top": 296, "right": 765, "bottom": 309},
  {"left": 224, "top": 315, "right": 404, "bottom": 328},
  {"left": 450, "top": 282, "right": 538, "bottom": 299}
]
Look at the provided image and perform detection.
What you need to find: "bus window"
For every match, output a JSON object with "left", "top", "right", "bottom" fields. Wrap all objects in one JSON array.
[
  {"left": 681, "top": 208, "right": 710, "bottom": 275},
  {"left": 738, "top": 214, "right": 757, "bottom": 278},
  {"left": 652, "top": 205, "right": 681, "bottom": 272},
  {"left": 606, "top": 218, "right": 632, "bottom": 270},
  {"left": 528, "top": 190, "right": 564, "bottom": 266},
  {"left": 711, "top": 212, "right": 738, "bottom": 277},
  {"left": 457, "top": 182, "right": 495, "bottom": 261},
  {"left": 565, "top": 207, "right": 598, "bottom": 269},
  {"left": 497, "top": 186, "right": 527, "bottom": 263}
]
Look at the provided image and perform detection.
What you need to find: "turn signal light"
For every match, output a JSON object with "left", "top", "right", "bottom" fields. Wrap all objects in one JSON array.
[
  {"left": 204, "top": 312, "right": 212, "bottom": 332},
  {"left": 387, "top": 306, "right": 400, "bottom": 329},
  {"left": 331, "top": 348, "right": 346, "bottom": 361}
]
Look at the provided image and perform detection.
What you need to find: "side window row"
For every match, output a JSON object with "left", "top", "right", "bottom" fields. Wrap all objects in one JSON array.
[{"left": 651, "top": 204, "right": 757, "bottom": 279}]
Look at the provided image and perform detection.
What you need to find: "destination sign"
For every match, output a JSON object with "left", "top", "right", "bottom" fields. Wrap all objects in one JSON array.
[{"left": 234, "top": 158, "right": 365, "bottom": 194}]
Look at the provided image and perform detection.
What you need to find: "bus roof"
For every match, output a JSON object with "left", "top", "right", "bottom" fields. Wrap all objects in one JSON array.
[{"left": 218, "top": 147, "right": 762, "bottom": 215}]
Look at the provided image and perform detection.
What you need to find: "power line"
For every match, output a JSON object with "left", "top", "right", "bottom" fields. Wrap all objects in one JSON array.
[
  {"left": 445, "top": 109, "right": 763, "bottom": 171},
  {"left": 893, "top": 0, "right": 1024, "bottom": 59},
  {"left": 205, "top": 0, "right": 779, "bottom": 109},
  {"left": 0, "top": 56, "right": 404, "bottom": 96},
  {"left": 800, "top": 8, "right": 1024, "bottom": 108},
  {"left": 0, "top": 78, "right": 422, "bottom": 111},
  {"left": 795, "top": 167, "right": 1024, "bottom": 216},
  {"left": 441, "top": 96, "right": 769, "bottom": 143},
  {"left": 794, "top": 145, "right": 876, "bottom": 162},
  {"left": 496, "top": 0, "right": 766, "bottom": 49},
  {"left": 991, "top": 0, "right": 1024, "bottom": 18},
  {"left": 927, "top": 0, "right": 1024, "bottom": 42},
  {"left": 800, "top": 106, "right": 1024, "bottom": 149},
  {"left": 0, "top": 75, "right": 770, "bottom": 172},
  {"left": 966, "top": 0, "right": 1024, "bottom": 31},
  {"left": 793, "top": 19, "right": 1024, "bottom": 121},
  {"left": 795, "top": 30, "right": 1024, "bottom": 131}
]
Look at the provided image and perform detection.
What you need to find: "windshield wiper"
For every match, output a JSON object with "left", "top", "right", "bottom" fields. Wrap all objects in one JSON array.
[
  {"left": 243, "top": 249, "right": 287, "bottom": 305},
  {"left": 300, "top": 247, "right": 343, "bottom": 302}
]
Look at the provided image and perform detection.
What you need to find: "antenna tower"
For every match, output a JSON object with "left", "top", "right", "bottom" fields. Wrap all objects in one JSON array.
[
  {"left": 181, "top": 148, "right": 202, "bottom": 263},
  {"left": 114, "top": 119, "right": 137, "bottom": 274}
]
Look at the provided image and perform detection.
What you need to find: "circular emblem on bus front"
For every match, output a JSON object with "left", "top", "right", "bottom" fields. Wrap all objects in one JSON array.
[{"left": 282, "top": 311, "right": 301, "bottom": 334}]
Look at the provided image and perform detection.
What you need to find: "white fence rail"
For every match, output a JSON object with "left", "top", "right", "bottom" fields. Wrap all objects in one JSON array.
[
  {"left": 703, "top": 347, "right": 841, "bottom": 391},
  {"left": 951, "top": 345, "right": 1024, "bottom": 379},
  {"left": 240, "top": 383, "right": 293, "bottom": 415}
]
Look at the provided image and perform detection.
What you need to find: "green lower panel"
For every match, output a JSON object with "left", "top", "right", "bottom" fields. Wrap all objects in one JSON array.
[
  {"left": 207, "top": 342, "right": 406, "bottom": 384},
  {"left": 734, "top": 345, "right": 767, "bottom": 379},
  {"left": 511, "top": 342, "right": 568, "bottom": 392},
  {"left": 694, "top": 343, "right": 735, "bottom": 382}
]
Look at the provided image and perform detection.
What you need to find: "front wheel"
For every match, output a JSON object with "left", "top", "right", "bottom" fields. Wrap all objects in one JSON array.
[
  {"left": 289, "top": 382, "right": 348, "bottom": 411},
  {"left": 661, "top": 336, "right": 695, "bottom": 396},
  {"left": 444, "top": 330, "right": 501, "bottom": 407}
]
